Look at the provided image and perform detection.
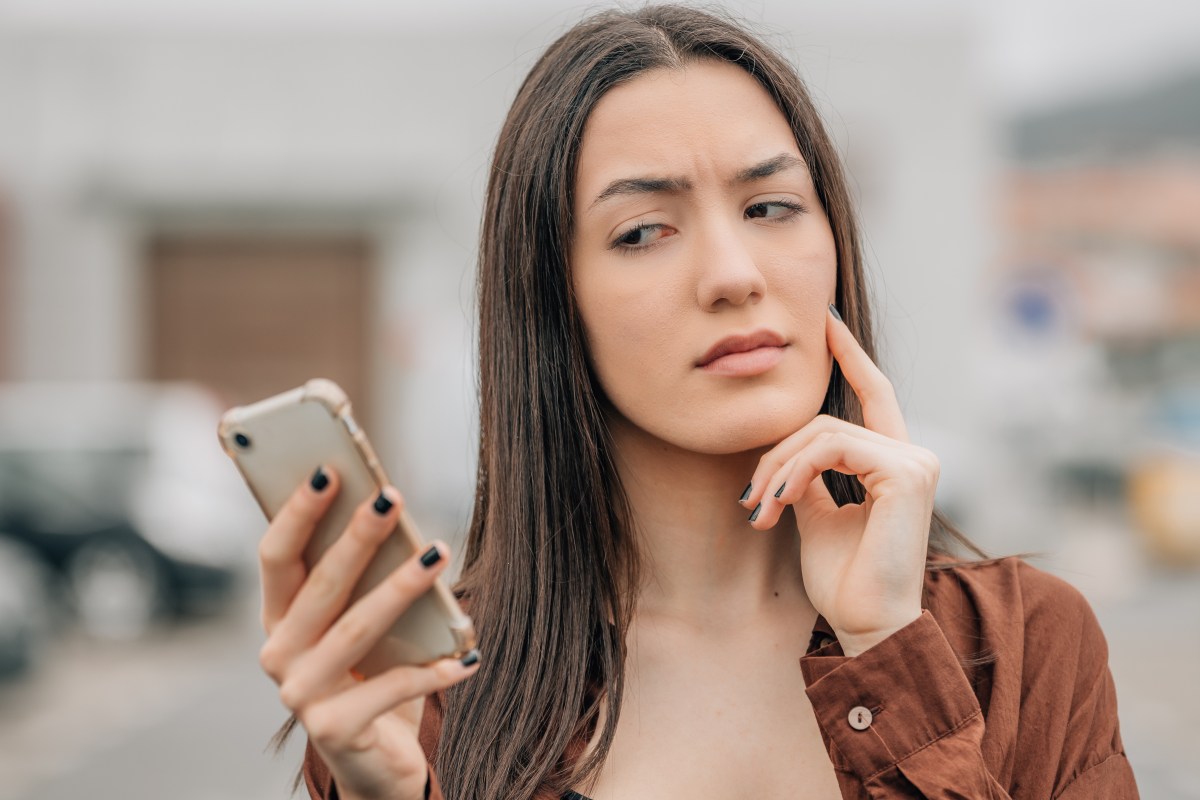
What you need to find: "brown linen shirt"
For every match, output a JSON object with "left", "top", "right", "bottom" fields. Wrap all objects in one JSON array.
[{"left": 301, "top": 554, "right": 1140, "bottom": 799}]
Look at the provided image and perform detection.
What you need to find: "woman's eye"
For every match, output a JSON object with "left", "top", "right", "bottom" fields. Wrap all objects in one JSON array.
[
  {"left": 611, "top": 223, "right": 666, "bottom": 251},
  {"left": 745, "top": 200, "right": 804, "bottom": 220}
]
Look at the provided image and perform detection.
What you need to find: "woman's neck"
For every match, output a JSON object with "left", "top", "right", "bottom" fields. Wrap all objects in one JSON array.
[{"left": 609, "top": 416, "right": 813, "bottom": 628}]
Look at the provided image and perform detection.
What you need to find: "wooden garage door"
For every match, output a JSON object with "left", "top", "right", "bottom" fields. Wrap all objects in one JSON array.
[{"left": 147, "top": 234, "right": 373, "bottom": 425}]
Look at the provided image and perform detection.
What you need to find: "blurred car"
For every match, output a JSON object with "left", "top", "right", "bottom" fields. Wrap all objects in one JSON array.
[
  {"left": 0, "top": 535, "right": 53, "bottom": 677},
  {"left": 0, "top": 382, "right": 261, "bottom": 640}
]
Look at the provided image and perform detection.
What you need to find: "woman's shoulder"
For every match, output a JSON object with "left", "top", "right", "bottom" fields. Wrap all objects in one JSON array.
[
  {"left": 922, "top": 551, "right": 1112, "bottom": 671},
  {"left": 924, "top": 551, "right": 1096, "bottom": 614}
]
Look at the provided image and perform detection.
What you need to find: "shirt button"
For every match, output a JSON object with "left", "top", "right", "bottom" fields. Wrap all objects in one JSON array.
[{"left": 848, "top": 706, "right": 873, "bottom": 730}]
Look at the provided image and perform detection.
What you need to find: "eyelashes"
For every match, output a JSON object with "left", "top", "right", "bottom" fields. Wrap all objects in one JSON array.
[
  {"left": 608, "top": 199, "right": 808, "bottom": 255},
  {"left": 612, "top": 221, "right": 664, "bottom": 250},
  {"left": 745, "top": 199, "right": 807, "bottom": 220}
]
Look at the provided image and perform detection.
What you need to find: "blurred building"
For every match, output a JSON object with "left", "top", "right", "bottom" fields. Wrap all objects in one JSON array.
[
  {"left": 0, "top": 190, "right": 10, "bottom": 380},
  {"left": 987, "top": 70, "right": 1200, "bottom": 564},
  {"left": 0, "top": 8, "right": 994, "bottom": 540},
  {"left": 1, "top": 4, "right": 1198, "bottom": 798}
]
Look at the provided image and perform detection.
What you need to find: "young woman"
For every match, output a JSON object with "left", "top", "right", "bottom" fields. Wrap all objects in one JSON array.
[{"left": 256, "top": 6, "right": 1139, "bottom": 799}]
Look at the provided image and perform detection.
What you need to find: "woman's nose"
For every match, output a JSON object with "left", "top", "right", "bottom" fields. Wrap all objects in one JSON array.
[{"left": 694, "top": 223, "right": 767, "bottom": 310}]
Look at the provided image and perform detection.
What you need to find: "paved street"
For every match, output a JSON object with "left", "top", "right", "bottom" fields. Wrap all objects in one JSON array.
[
  {"left": 0, "top": 588, "right": 305, "bottom": 800},
  {"left": 0, "top": 552, "right": 1197, "bottom": 800},
  {"left": 1092, "top": 571, "right": 1200, "bottom": 799}
]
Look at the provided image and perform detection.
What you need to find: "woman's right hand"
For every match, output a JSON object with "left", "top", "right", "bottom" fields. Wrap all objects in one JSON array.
[{"left": 256, "top": 466, "right": 480, "bottom": 800}]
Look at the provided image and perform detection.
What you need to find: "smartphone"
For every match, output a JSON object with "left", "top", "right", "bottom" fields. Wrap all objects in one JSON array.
[{"left": 218, "top": 378, "right": 475, "bottom": 674}]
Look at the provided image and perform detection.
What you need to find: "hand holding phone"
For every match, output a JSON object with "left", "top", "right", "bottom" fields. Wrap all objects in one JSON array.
[
  {"left": 219, "top": 380, "right": 480, "bottom": 799},
  {"left": 219, "top": 378, "right": 475, "bottom": 672},
  {"left": 259, "top": 470, "right": 479, "bottom": 800}
]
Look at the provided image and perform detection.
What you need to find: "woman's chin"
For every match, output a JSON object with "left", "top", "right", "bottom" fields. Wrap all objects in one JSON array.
[
  {"left": 606, "top": 389, "right": 826, "bottom": 457},
  {"left": 665, "top": 407, "right": 820, "bottom": 456},
  {"left": 696, "top": 423, "right": 804, "bottom": 455}
]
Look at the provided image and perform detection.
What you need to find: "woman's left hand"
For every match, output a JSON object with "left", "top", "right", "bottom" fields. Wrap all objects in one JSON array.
[{"left": 741, "top": 304, "right": 938, "bottom": 657}]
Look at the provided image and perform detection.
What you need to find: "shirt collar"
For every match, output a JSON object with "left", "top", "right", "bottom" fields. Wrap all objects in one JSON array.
[{"left": 807, "top": 613, "right": 839, "bottom": 654}]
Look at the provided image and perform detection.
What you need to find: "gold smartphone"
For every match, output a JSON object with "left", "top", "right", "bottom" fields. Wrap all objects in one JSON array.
[{"left": 218, "top": 378, "right": 475, "bottom": 674}]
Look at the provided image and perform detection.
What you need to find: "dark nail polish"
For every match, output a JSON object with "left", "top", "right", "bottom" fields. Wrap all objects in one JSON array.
[
  {"left": 419, "top": 545, "right": 442, "bottom": 568},
  {"left": 460, "top": 649, "right": 480, "bottom": 667},
  {"left": 310, "top": 467, "right": 329, "bottom": 492},
  {"left": 748, "top": 503, "right": 762, "bottom": 522},
  {"left": 373, "top": 493, "right": 394, "bottom": 515},
  {"left": 828, "top": 303, "right": 843, "bottom": 322},
  {"left": 739, "top": 483, "right": 752, "bottom": 503},
  {"left": 774, "top": 482, "right": 787, "bottom": 498}
]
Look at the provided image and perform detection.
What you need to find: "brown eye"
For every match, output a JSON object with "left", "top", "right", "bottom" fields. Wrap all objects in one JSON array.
[
  {"left": 611, "top": 223, "right": 667, "bottom": 251},
  {"left": 619, "top": 227, "right": 652, "bottom": 246},
  {"left": 746, "top": 201, "right": 804, "bottom": 220}
]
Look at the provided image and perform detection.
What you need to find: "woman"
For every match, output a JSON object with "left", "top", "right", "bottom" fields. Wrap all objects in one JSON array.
[{"left": 258, "top": 6, "right": 1139, "bottom": 799}]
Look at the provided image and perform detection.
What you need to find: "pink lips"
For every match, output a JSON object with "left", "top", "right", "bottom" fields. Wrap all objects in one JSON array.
[{"left": 696, "top": 330, "right": 788, "bottom": 376}]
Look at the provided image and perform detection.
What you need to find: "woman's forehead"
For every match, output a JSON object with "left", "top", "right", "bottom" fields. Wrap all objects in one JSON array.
[{"left": 575, "top": 60, "right": 805, "bottom": 201}]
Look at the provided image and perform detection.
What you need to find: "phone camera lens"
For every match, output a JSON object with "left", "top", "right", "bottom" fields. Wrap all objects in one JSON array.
[{"left": 234, "top": 432, "right": 252, "bottom": 449}]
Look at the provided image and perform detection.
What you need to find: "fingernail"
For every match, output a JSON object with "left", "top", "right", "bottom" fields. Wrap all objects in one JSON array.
[
  {"left": 739, "top": 483, "right": 752, "bottom": 503},
  {"left": 460, "top": 649, "right": 480, "bottom": 667},
  {"left": 373, "top": 492, "right": 394, "bottom": 515},
  {"left": 774, "top": 482, "right": 787, "bottom": 498},
  {"left": 828, "top": 303, "right": 843, "bottom": 322},
  {"left": 310, "top": 466, "right": 329, "bottom": 492},
  {"left": 748, "top": 503, "right": 762, "bottom": 522},
  {"left": 419, "top": 545, "right": 442, "bottom": 568}
]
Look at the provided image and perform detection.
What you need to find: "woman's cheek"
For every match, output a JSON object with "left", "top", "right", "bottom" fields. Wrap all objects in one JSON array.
[
  {"left": 590, "top": 299, "right": 664, "bottom": 384},
  {"left": 586, "top": 299, "right": 683, "bottom": 422}
]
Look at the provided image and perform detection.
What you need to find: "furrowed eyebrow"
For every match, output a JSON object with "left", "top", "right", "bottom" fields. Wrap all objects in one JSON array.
[
  {"left": 589, "top": 176, "right": 692, "bottom": 209},
  {"left": 731, "top": 153, "right": 808, "bottom": 184},
  {"left": 586, "top": 153, "right": 808, "bottom": 210}
]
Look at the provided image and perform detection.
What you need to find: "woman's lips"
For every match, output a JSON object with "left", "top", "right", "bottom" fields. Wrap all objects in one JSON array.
[
  {"left": 696, "top": 330, "right": 788, "bottom": 376},
  {"left": 698, "top": 344, "right": 787, "bottom": 376}
]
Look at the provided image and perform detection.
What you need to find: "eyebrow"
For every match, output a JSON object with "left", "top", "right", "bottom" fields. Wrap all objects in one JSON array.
[
  {"left": 588, "top": 153, "right": 808, "bottom": 210},
  {"left": 732, "top": 153, "right": 807, "bottom": 184},
  {"left": 589, "top": 176, "right": 692, "bottom": 208}
]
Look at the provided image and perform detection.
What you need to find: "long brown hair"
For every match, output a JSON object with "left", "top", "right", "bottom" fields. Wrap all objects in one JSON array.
[{"left": 438, "top": 5, "right": 991, "bottom": 798}]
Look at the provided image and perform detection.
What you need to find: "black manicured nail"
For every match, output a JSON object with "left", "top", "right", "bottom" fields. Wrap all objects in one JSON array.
[
  {"left": 373, "top": 493, "right": 394, "bottom": 515},
  {"left": 460, "top": 649, "right": 480, "bottom": 667},
  {"left": 748, "top": 503, "right": 762, "bottom": 522},
  {"left": 828, "top": 303, "right": 843, "bottom": 322},
  {"left": 774, "top": 482, "right": 787, "bottom": 498},
  {"left": 419, "top": 545, "right": 442, "bottom": 568},
  {"left": 739, "top": 483, "right": 752, "bottom": 503},
  {"left": 310, "top": 467, "right": 329, "bottom": 492}
]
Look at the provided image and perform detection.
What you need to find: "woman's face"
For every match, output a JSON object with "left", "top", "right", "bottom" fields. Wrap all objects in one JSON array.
[{"left": 570, "top": 59, "right": 838, "bottom": 455}]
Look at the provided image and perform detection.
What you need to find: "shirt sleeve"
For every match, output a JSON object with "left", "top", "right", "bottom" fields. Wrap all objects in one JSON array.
[
  {"left": 799, "top": 609, "right": 1138, "bottom": 798},
  {"left": 301, "top": 739, "right": 335, "bottom": 800}
]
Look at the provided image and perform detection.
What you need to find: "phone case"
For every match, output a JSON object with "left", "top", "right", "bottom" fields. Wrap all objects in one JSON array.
[{"left": 218, "top": 378, "right": 475, "bottom": 673}]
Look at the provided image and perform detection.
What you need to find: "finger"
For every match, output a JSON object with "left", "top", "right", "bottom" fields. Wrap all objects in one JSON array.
[
  {"left": 264, "top": 487, "right": 406, "bottom": 669},
  {"left": 745, "top": 451, "right": 811, "bottom": 526},
  {"left": 300, "top": 653, "right": 481, "bottom": 751},
  {"left": 827, "top": 304, "right": 909, "bottom": 442},
  {"left": 279, "top": 541, "right": 451, "bottom": 708},
  {"left": 749, "top": 431, "right": 910, "bottom": 530},
  {"left": 749, "top": 439, "right": 848, "bottom": 530},
  {"left": 259, "top": 465, "right": 341, "bottom": 633},
  {"left": 743, "top": 414, "right": 907, "bottom": 509}
]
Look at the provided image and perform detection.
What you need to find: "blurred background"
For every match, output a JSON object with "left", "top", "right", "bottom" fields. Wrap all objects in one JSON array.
[{"left": 0, "top": 0, "right": 1197, "bottom": 797}]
